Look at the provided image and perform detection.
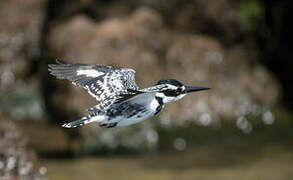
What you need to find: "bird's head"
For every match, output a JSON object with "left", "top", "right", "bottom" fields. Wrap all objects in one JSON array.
[{"left": 156, "top": 79, "right": 210, "bottom": 104}]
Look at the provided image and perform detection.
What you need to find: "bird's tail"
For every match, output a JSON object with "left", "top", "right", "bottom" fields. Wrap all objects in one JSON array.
[{"left": 62, "top": 114, "right": 106, "bottom": 128}]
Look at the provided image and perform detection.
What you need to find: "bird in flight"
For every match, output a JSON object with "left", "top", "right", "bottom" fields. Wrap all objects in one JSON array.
[{"left": 48, "top": 60, "right": 210, "bottom": 128}]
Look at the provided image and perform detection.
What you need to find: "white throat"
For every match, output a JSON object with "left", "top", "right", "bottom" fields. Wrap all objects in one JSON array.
[{"left": 156, "top": 93, "right": 186, "bottom": 104}]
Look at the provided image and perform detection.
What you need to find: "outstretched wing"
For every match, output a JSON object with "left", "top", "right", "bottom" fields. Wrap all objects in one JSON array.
[{"left": 48, "top": 60, "right": 138, "bottom": 110}]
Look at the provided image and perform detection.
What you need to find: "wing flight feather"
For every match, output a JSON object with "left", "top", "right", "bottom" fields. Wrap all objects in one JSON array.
[{"left": 49, "top": 60, "right": 138, "bottom": 111}]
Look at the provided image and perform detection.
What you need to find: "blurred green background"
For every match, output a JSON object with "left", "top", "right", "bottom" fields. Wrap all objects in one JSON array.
[{"left": 0, "top": 0, "right": 292, "bottom": 179}]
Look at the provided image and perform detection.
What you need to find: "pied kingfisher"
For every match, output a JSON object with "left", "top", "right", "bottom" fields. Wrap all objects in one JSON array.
[{"left": 48, "top": 60, "right": 210, "bottom": 128}]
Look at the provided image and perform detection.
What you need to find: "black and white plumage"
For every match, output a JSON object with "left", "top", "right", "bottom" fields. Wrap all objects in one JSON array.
[{"left": 48, "top": 60, "right": 210, "bottom": 128}]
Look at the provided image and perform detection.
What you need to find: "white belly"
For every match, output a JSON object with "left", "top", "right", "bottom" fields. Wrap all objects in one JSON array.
[
  {"left": 116, "top": 98, "right": 160, "bottom": 126},
  {"left": 116, "top": 113, "right": 152, "bottom": 126}
]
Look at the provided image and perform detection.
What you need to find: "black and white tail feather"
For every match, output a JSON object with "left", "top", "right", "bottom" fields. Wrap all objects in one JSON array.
[
  {"left": 62, "top": 113, "right": 106, "bottom": 128},
  {"left": 48, "top": 60, "right": 210, "bottom": 128}
]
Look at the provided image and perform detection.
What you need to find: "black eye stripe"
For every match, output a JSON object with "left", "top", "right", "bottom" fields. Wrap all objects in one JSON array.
[{"left": 163, "top": 89, "right": 180, "bottom": 96}]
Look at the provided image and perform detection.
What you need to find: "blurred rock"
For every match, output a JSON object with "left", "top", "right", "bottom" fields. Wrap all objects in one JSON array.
[
  {"left": 164, "top": 0, "right": 248, "bottom": 43},
  {"left": 0, "top": 119, "right": 47, "bottom": 179},
  {"left": 47, "top": 8, "right": 279, "bottom": 151},
  {"left": 132, "top": 0, "right": 248, "bottom": 43},
  {"left": 20, "top": 122, "right": 70, "bottom": 155},
  {"left": 0, "top": 0, "right": 46, "bottom": 89},
  {"left": 48, "top": 0, "right": 92, "bottom": 19},
  {"left": 0, "top": 0, "right": 47, "bottom": 120},
  {"left": 53, "top": 0, "right": 247, "bottom": 44}
]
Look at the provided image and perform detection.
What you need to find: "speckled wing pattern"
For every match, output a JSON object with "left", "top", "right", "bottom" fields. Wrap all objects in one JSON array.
[
  {"left": 140, "top": 84, "right": 169, "bottom": 92},
  {"left": 48, "top": 60, "right": 138, "bottom": 112}
]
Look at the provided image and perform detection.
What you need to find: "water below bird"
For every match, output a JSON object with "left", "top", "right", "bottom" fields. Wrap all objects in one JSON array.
[{"left": 43, "top": 145, "right": 293, "bottom": 180}]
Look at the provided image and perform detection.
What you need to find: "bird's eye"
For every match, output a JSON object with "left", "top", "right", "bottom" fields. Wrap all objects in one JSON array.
[{"left": 164, "top": 90, "right": 179, "bottom": 96}]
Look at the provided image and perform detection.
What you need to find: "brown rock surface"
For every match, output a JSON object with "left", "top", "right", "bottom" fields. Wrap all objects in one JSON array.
[
  {"left": 0, "top": 0, "right": 46, "bottom": 89},
  {"left": 54, "top": 0, "right": 247, "bottom": 43},
  {"left": 0, "top": 0, "right": 47, "bottom": 121},
  {"left": 20, "top": 122, "right": 70, "bottom": 155},
  {"left": 0, "top": 119, "right": 47, "bottom": 179}
]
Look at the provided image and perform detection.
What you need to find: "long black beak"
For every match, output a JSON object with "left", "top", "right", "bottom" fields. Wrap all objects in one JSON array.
[{"left": 185, "top": 86, "right": 210, "bottom": 93}]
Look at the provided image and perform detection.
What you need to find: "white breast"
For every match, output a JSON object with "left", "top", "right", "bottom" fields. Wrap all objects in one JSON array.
[
  {"left": 116, "top": 93, "right": 159, "bottom": 126},
  {"left": 156, "top": 92, "right": 186, "bottom": 104},
  {"left": 150, "top": 98, "right": 160, "bottom": 112}
]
